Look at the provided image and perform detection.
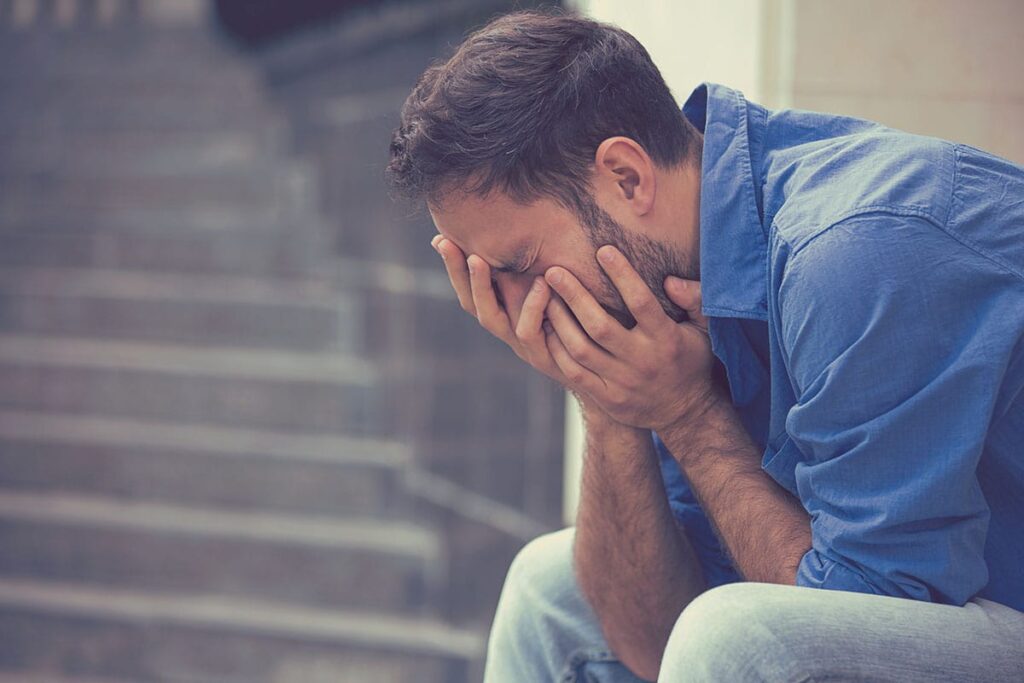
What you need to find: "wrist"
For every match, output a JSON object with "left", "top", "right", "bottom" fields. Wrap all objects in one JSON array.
[
  {"left": 659, "top": 391, "right": 735, "bottom": 466},
  {"left": 657, "top": 383, "right": 727, "bottom": 434},
  {"left": 576, "top": 393, "right": 648, "bottom": 442}
]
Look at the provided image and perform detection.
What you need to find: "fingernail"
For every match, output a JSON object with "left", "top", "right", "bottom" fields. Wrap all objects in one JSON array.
[
  {"left": 532, "top": 277, "right": 545, "bottom": 293},
  {"left": 431, "top": 235, "right": 442, "bottom": 250},
  {"left": 546, "top": 269, "right": 562, "bottom": 285},
  {"left": 467, "top": 259, "right": 475, "bottom": 275},
  {"left": 598, "top": 246, "right": 615, "bottom": 264}
]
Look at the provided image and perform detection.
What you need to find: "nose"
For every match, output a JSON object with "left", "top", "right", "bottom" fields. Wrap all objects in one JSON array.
[{"left": 492, "top": 272, "right": 534, "bottom": 326}]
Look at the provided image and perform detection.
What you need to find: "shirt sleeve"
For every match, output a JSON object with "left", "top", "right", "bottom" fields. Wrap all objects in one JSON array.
[{"left": 777, "top": 212, "right": 1009, "bottom": 605}]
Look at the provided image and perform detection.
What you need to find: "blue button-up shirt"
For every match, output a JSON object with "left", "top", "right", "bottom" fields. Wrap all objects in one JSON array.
[{"left": 654, "top": 82, "right": 1024, "bottom": 612}]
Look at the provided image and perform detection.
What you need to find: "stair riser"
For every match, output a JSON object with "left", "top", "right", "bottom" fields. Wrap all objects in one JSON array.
[
  {"left": 0, "top": 611, "right": 467, "bottom": 683},
  {"left": 0, "top": 41, "right": 258, "bottom": 72},
  {"left": 0, "top": 230, "right": 321, "bottom": 276},
  {"left": 0, "top": 104, "right": 279, "bottom": 135},
  {"left": 0, "top": 74, "right": 263, "bottom": 98},
  {"left": 0, "top": 128, "right": 287, "bottom": 166},
  {"left": 0, "top": 364, "right": 390, "bottom": 437},
  {"left": 1, "top": 139, "right": 281, "bottom": 173},
  {"left": 0, "top": 521, "right": 434, "bottom": 613},
  {"left": 0, "top": 174, "right": 306, "bottom": 213},
  {"left": 0, "top": 440, "right": 404, "bottom": 518},
  {"left": 0, "top": 293, "right": 361, "bottom": 353}
]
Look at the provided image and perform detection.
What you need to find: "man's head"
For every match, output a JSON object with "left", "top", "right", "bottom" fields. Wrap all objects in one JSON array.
[{"left": 387, "top": 9, "right": 703, "bottom": 329}]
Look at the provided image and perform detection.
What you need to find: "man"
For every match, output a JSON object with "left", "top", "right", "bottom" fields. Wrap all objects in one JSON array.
[{"left": 386, "top": 9, "right": 1024, "bottom": 683}]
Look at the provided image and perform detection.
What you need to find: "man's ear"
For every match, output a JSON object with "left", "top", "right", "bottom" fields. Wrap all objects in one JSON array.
[{"left": 593, "top": 136, "right": 656, "bottom": 216}]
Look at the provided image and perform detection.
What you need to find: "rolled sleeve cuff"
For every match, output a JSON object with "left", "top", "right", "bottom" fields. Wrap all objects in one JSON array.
[{"left": 796, "top": 548, "right": 931, "bottom": 602}]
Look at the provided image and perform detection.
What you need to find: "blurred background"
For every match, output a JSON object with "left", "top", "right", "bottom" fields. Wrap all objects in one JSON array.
[{"left": 0, "top": 0, "right": 1019, "bottom": 681}]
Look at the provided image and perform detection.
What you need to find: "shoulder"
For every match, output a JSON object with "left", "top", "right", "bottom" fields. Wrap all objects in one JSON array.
[{"left": 767, "top": 131, "right": 957, "bottom": 252}]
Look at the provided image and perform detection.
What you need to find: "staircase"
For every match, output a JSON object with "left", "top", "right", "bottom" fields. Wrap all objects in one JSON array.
[{"left": 0, "top": 2, "right": 481, "bottom": 681}]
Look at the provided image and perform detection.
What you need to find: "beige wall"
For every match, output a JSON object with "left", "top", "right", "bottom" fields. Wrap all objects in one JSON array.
[
  {"left": 568, "top": 0, "right": 766, "bottom": 104},
  {"left": 766, "top": 0, "right": 1024, "bottom": 164}
]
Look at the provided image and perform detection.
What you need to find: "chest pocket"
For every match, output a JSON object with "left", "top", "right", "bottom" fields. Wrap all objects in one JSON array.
[{"left": 761, "top": 435, "right": 805, "bottom": 498}]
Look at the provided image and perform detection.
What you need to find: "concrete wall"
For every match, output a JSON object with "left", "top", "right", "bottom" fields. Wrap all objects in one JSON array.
[{"left": 764, "top": 0, "right": 1024, "bottom": 163}]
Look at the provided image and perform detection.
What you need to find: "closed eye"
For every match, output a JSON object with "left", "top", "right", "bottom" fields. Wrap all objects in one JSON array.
[{"left": 494, "top": 263, "right": 530, "bottom": 276}]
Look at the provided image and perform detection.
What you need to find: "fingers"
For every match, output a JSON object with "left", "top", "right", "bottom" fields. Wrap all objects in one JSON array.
[
  {"left": 543, "top": 317, "right": 607, "bottom": 396},
  {"left": 545, "top": 295, "right": 615, "bottom": 379},
  {"left": 514, "top": 276, "right": 551, "bottom": 345},
  {"left": 467, "top": 254, "right": 514, "bottom": 343},
  {"left": 595, "top": 245, "right": 668, "bottom": 333},
  {"left": 434, "top": 237, "right": 476, "bottom": 316},
  {"left": 664, "top": 276, "right": 708, "bottom": 331},
  {"left": 544, "top": 266, "right": 627, "bottom": 354}
]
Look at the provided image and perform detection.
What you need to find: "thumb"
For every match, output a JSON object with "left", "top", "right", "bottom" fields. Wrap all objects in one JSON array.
[{"left": 664, "top": 276, "right": 708, "bottom": 331}]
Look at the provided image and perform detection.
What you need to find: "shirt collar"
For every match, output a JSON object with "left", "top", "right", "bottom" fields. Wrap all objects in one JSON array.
[{"left": 682, "top": 82, "right": 769, "bottom": 321}]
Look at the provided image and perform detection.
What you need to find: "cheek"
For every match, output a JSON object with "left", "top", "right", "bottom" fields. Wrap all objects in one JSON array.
[
  {"left": 592, "top": 272, "right": 637, "bottom": 329},
  {"left": 593, "top": 270, "right": 626, "bottom": 309}
]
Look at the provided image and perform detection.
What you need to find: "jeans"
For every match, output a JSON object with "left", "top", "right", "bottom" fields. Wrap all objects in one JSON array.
[{"left": 483, "top": 528, "right": 1024, "bottom": 682}]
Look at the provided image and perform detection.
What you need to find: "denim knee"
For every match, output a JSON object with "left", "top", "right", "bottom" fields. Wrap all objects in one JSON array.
[
  {"left": 659, "top": 582, "right": 811, "bottom": 683},
  {"left": 486, "top": 528, "right": 581, "bottom": 671}
]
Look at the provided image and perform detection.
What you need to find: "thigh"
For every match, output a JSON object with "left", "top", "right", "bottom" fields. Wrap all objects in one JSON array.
[{"left": 660, "top": 582, "right": 1024, "bottom": 683}]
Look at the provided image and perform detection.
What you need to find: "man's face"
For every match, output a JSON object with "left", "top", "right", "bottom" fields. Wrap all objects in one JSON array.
[{"left": 428, "top": 189, "right": 696, "bottom": 331}]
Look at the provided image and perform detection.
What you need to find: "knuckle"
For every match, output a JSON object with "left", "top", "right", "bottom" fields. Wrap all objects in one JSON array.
[
  {"left": 567, "top": 339, "right": 590, "bottom": 363},
  {"left": 633, "top": 296, "right": 657, "bottom": 316},
  {"left": 589, "top": 320, "right": 612, "bottom": 343},
  {"left": 620, "top": 373, "right": 641, "bottom": 391},
  {"left": 604, "top": 390, "right": 624, "bottom": 410}
]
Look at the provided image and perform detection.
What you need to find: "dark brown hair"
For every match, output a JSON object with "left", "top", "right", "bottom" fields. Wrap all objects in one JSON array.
[{"left": 386, "top": 8, "right": 701, "bottom": 220}]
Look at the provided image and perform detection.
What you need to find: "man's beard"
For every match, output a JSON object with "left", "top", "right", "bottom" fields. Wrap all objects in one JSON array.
[{"left": 578, "top": 199, "right": 698, "bottom": 329}]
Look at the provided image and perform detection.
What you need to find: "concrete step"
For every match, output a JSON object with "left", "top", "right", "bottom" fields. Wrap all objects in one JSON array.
[
  {"left": 0, "top": 224, "right": 324, "bottom": 276},
  {"left": 0, "top": 29, "right": 253, "bottom": 61},
  {"left": 0, "top": 267, "right": 361, "bottom": 352},
  {"left": 0, "top": 491, "right": 439, "bottom": 613},
  {"left": 0, "top": 145, "right": 283, "bottom": 177},
  {"left": 0, "top": 101, "right": 282, "bottom": 137},
  {"left": 0, "top": 203, "right": 314, "bottom": 235},
  {"left": 0, "top": 46, "right": 263, "bottom": 93},
  {"left": 0, "top": 673, "right": 140, "bottom": 683},
  {"left": 1, "top": 126, "right": 287, "bottom": 173},
  {"left": 0, "top": 335, "right": 390, "bottom": 437},
  {"left": 0, "top": 28, "right": 243, "bottom": 62},
  {"left": 0, "top": 164, "right": 311, "bottom": 214},
  {"left": 0, "top": 578, "right": 479, "bottom": 683},
  {"left": 0, "top": 410, "right": 407, "bottom": 518}
]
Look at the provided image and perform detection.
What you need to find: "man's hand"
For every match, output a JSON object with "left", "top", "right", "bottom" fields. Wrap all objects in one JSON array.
[
  {"left": 432, "top": 235, "right": 588, "bottom": 398},
  {"left": 432, "top": 235, "right": 725, "bottom": 431},
  {"left": 540, "top": 244, "right": 724, "bottom": 431}
]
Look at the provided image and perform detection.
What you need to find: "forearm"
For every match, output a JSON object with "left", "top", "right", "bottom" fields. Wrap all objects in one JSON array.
[
  {"left": 659, "top": 398, "right": 811, "bottom": 584},
  {"left": 573, "top": 400, "right": 705, "bottom": 681}
]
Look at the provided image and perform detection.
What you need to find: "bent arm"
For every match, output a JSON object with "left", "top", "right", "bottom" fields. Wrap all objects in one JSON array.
[
  {"left": 659, "top": 399, "right": 812, "bottom": 584},
  {"left": 573, "top": 400, "right": 705, "bottom": 681}
]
